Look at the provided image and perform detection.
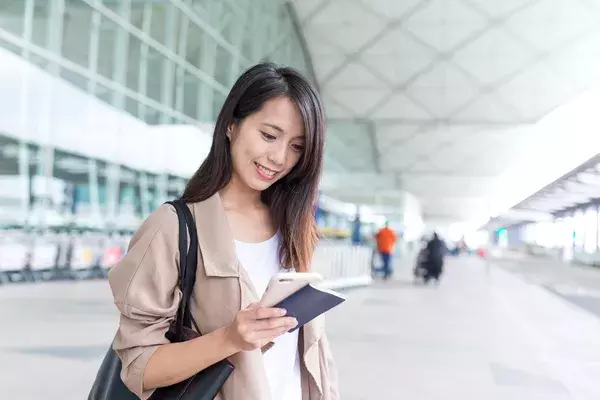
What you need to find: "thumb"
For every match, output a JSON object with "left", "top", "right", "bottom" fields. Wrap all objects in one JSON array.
[{"left": 246, "top": 302, "right": 260, "bottom": 309}]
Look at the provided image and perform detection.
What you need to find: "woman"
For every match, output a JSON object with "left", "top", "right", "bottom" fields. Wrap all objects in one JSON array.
[{"left": 108, "top": 62, "right": 338, "bottom": 400}]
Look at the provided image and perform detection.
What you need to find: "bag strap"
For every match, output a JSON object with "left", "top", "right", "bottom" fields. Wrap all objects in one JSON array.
[
  {"left": 179, "top": 201, "right": 200, "bottom": 332},
  {"left": 165, "top": 200, "right": 201, "bottom": 340}
]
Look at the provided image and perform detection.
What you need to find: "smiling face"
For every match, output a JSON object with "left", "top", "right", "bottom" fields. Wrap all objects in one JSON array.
[{"left": 227, "top": 96, "right": 305, "bottom": 192}]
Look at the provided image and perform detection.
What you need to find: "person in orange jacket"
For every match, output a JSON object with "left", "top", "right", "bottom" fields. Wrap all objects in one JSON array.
[{"left": 374, "top": 222, "right": 398, "bottom": 280}]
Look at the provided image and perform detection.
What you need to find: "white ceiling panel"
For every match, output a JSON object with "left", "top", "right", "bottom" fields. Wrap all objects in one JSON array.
[
  {"left": 429, "top": 141, "right": 475, "bottom": 161},
  {"left": 454, "top": 92, "right": 521, "bottom": 122},
  {"left": 322, "top": 94, "right": 353, "bottom": 119},
  {"left": 376, "top": 124, "right": 424, "bottom": 149},
  {"left": 358, "top": 0, "right": 425, "bottom": 19},
  {"left": 506, "top": 0, "right": 597, "bottom": 52},
  {"left": 327, "top": 62, "right": 388, "bottom": 89},
  {"left": 548, "top": 31, "right": 600, "bottom": 91},
  {"left": 380, "top": 153, "right": 423, "bottom": 172},
  {"left": 308, "top": 0, "right": 382, "bottom": 26},
  {"left": 403, "top": 0, "right": 487, "bottom": 52},
  {"left": 392, "top": 129, "right": 460, "bottom": 154},
  {"left": 310, "top": 55, "right": 347, "bottom": 82},
  {"left": 409, "top": 154, "right": 469, "bottom": 173},
  {"left": 498, "top": 61, "right": 577, "bottom": 119},
  {"left": 408, "top": 61, "right": 479, "bottom": 117},
  {"left": 452, "top": 27, "right": 534, "bottom": 84},
  {"left": 361, "top": 28, "right": 435, "bottom": 85},
  {"left": 372, "top": 93, "right": 433, "bottom": 120},
  {"left": 303, "top": 31, "right": 344, "bottom": 56},
  {"left": 329, "top": 88, "right": 390, "bottom": 116},
  {"left": 305, "top": 24, "right": 382, "bottom": 55},
  {"left": 402, "top": 174, "right": 496, "bottom": 197},
  {"left": 306, "top": 1, "right": 383, "bottom": 54},
  {"left": 466, "top": 0, "right": 533, "bottom": 18}
]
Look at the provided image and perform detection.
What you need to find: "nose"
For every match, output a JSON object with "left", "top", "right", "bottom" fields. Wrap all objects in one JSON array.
[{"left": 267, "top": 141, "right": 287, "bottom": 167}]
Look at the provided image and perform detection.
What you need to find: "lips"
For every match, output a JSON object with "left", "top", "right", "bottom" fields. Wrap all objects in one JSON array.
[{"left": 255, "top": 162, "right": 278, "bottom": 180}]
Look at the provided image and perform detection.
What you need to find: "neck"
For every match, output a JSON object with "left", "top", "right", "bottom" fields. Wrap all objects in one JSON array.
[{"left": 219, "top": 173, "right": 262, "bottom": 210}]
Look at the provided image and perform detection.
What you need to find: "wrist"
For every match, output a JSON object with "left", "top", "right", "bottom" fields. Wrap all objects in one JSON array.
[{"left": 219, "top": 325, "right": 242, "bottom": 356}]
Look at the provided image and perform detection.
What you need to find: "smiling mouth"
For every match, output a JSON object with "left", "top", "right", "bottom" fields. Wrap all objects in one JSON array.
[{"left": 255, "top": 162, "right": 278, "bottom": 179}]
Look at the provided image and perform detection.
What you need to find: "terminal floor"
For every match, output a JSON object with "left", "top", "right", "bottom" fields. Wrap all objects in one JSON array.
[
  {"left": 495, "top": 256, "right": 600, "bottom": 318},
  {"left": 1, "top": 256, "right": 600, "bottom": 400}
]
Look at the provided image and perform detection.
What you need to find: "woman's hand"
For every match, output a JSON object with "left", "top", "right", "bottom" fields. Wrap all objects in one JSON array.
[{"left": 225, "top": 303, "right": 298, "bottom": 352}]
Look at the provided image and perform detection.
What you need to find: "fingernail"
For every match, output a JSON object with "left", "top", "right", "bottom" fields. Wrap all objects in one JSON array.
[
  {"left": 278, "top": 308, "right": 287, "bottom": 316},
  {"left": 289, "top": 318, "right": 298, "bottom": 326}
]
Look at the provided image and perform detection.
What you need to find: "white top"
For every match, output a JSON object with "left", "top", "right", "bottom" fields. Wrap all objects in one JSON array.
[{"left": 234, "top": 234, "right": 302, "bottom": 400}]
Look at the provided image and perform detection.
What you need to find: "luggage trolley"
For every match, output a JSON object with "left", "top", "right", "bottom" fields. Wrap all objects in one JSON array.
[{"left": 0, "top": 230, "right": 31, "bottom": 283}]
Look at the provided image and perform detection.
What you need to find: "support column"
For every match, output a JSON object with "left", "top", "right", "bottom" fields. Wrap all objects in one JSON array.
[
  {"left": 17, "top": 0, "right": 36, "bottom": 226},
  {"left": 87, "top": 159, "right": 101, "bottom": 228},
  {"left": 105, "top": 163, "right": 121, "bottom": 226},
  {"left": 110, "top": 0, "right": 131, "bottom": 110},
  {"left": 137, "top": 3, "right": 153, "bottom": 121},
  {"left": 174, "top": 3, "right": 190, "bottom": 115},
  {"left": 139, "top": 172, "right": 150, "bottom": 217},
  {"left": 197, "top": 1, "right": 223, "bottom": 122},
  {"left": 159, "top": 4, "right": 177, "bottom": 124},
  {"left": 37, "top": 0, "right": 65, "bottom": 229}
]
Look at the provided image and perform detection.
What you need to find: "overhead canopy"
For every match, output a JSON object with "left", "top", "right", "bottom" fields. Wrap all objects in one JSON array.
[
  {"left": 292, "top": 0, "right": 600, "bottom": 223},
  {"left": 516, "top": 156, "right": 600, "bottom": 215}
]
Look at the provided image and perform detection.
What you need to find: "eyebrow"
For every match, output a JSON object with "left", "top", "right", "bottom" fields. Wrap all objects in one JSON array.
[{"left": 262, "top": 123, "right": 284, "bottom": 133}]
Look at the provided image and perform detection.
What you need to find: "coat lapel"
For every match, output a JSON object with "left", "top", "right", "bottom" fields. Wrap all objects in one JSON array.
[
  {"left": 303, "top": 315, "right": 325, "bottom": 399},
  {"left": 190, "top": 193, "right": 240, "bottom": 278}
]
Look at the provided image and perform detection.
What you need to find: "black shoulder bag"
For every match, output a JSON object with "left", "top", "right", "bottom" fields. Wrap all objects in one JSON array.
[{"left": 88, "top": 200, "right": 235, "bottom": 400}]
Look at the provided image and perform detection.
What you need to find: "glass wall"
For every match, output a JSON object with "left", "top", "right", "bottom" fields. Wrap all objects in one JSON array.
[
  {"left": 516, "top": 202, "right": 600, "bottom": 263},
  {"left": 0, "top": 0, "right": 313, "bottom": 230}
]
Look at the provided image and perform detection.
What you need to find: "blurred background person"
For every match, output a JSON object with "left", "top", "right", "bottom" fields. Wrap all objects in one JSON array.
[
  {"left": 374, "top": 221, "right": 397, "bottom": 280},
  {"left": 424, "top": 232, "right": 447, "bottom": 285}
]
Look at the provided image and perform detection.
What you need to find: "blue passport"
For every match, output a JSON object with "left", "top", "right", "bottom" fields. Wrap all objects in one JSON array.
[{"left": 274, "top": 284, "right": 346, "bottom": 332}]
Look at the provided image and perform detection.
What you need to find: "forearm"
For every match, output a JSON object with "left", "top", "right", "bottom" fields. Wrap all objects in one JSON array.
[{"left": 143, "top": 327, "right": 238, "bottom": 391}]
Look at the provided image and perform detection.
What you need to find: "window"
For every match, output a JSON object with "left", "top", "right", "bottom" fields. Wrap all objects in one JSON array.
[
  {"left": 584, "top": 207, "right": 598, "bottom": 254},
  {"left": 573, "top": 210, "right": 585, "bottom": 250}
]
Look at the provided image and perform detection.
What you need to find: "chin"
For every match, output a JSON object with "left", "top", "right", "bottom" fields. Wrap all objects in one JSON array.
[
  {"left": 250, "top": 180, "right": 275, "bottom": 192},
  {"left": 237, "top": 175, "right": 270, "bottom": 192}
]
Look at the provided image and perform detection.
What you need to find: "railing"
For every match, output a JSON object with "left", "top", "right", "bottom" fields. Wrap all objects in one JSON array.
[
  {"left": 1, "top": 232, "right": 374, "bottom": 290},
  {"left": 313, "top": 243, "right": 373, "bottom": 289}
]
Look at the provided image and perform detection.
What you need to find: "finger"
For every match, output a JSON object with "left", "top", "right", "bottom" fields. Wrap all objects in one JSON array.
[
  {"left": 246, "top": 302, "right": 259, "bottom": 309},
  {"left": 253, "top": 325, "right": 294, "bottom": 341},
  {"left": 253, "top": 316, "right": 297, "bottom": 331},
  {"left": 253, "top": 306, "right": 287, "bottom": 320}
]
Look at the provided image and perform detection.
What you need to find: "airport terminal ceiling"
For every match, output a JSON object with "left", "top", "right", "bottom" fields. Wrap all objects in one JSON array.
[
  {"left": 1, "top": 0, "right": 600, "bottom": 227},
  {"left": 291, "top": 0, "right": 600, "bottom": 223}
]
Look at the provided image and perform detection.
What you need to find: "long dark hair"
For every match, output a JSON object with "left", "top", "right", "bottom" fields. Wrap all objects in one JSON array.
[{"left": 181, "top": 62, "right": 326, "bottom": 272}]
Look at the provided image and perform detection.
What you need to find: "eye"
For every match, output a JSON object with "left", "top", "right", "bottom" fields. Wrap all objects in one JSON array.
[
  {"left": 291, "top": 144, "right": 304, "bottom": 153},
  {"left": 261, "top": 131, "right": 276, "bottom": 141}
]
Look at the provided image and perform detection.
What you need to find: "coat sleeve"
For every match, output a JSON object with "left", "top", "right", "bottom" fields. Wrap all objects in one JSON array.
[{"left": 107, "top": 204, "right": 181, "bottom": 400}]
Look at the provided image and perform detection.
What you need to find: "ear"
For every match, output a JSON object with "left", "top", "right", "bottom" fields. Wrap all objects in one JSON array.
[{"left": 227, "top": 121, "right": 238, "bottom": 141}]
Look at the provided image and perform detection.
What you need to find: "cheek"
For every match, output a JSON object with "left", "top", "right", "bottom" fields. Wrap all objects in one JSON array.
[
  {"left": 231, "top": 137, "right": 258, "bottom": 166},
  {"left": 283, "top": 151, "right": 302, "bottom": 173}
]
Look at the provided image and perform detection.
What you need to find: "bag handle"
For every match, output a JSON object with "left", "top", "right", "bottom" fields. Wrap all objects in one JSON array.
[{"left": 165, "top": 200, "right": 201, "bottom": 341}]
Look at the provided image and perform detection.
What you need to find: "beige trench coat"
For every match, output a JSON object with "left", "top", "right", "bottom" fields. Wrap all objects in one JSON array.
[{"left": 108, "top": 193, "right": 339, "bottom": 400}]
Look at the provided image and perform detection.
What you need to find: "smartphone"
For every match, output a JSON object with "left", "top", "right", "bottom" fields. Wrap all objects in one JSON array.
[{"left": 259, "top": 272, "right": 323, "bottom": 307}]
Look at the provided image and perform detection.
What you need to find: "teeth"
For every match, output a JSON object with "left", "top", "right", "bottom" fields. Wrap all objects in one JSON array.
[{"left": 257, "top": 163, "right": 276, "bottom": 176}]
